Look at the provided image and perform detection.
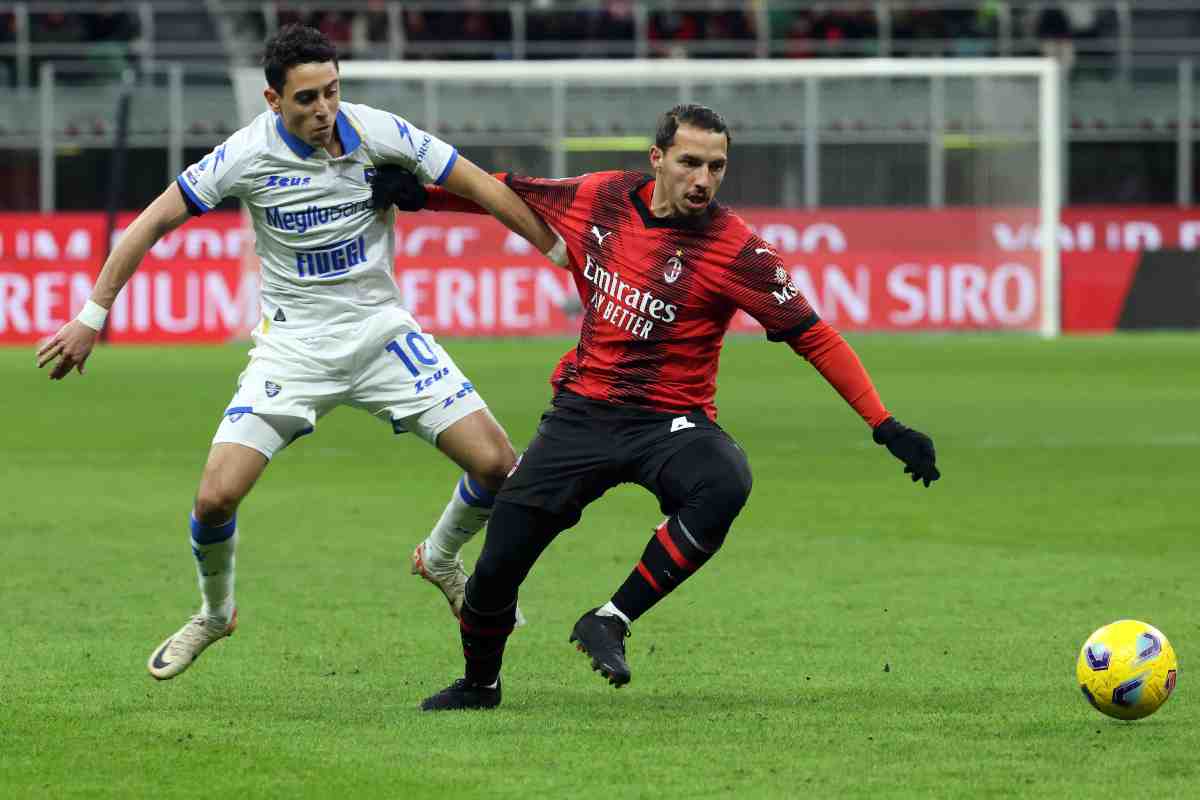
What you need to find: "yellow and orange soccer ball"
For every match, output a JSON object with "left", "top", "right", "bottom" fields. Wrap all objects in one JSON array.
[{"left": 1077, "top": 620, "right": 1178, "bottom": 720}]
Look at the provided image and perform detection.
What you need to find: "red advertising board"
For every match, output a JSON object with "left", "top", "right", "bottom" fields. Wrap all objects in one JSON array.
[{"left": 0, "top": 207, "right": 1192, "bottom": 342}]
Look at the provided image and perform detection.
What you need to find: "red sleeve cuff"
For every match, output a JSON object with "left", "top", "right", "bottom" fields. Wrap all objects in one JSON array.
[
  {"left": 423, "top": 172, "right": 511, "bottom": 214},
  {"left": 787, "top": 320, "right": 890, "bottom": 428},
  {"left": 425, "top": 187, "right": 485, "bottom": 214}
]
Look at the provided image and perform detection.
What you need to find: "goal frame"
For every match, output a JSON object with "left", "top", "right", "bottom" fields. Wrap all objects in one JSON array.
[{"left": 277, "top": 58, "right": 1063, "bottom": 337}]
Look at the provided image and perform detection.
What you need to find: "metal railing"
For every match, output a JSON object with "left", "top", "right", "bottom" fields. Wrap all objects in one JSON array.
[
  {"left": 6, "top": 1, "right": 1200, "bottom": 85},
  {"left": 19, "top": 56, "right": 1200, "bottom": 211}
]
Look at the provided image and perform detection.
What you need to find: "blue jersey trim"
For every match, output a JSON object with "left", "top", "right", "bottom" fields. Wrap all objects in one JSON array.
[
  {"left": 435, "top": 149, "right": 459, "bottom": 186},
  {"left": 223, "top": 405, "right": 253, "bottom": 417},
  {"left": 175, "top": 175, "right": 211, "bottom": 214},
  {"left": 276, "top": 115, "right": 316, "bottom": 159},
  {"left": 336, "top": 110, "right": 362, "bottom": 155},
  {"left": 190, "top": 513, "right": 237, "bottom": 544}
]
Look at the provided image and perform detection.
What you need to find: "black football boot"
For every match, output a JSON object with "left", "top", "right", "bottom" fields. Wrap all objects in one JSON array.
[{"left": 569, "top": 608, "right": 632, "bottom": 687}]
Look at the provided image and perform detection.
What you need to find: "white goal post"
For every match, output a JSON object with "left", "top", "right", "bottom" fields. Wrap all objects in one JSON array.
[{"left": 237, "top": 58, "right": 1062, "bottom": 337}]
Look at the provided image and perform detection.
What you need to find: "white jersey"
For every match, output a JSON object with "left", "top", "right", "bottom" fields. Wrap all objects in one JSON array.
[{"left": 176, "top": 101, "right": 457, "bottom": 332}]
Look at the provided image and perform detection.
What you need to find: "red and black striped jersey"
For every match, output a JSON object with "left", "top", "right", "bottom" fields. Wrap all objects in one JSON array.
[{"left": 503, "top": 170, "right": 819, "bottom": 420}]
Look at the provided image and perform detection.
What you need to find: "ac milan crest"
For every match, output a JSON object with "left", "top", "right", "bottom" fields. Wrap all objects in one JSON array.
[{"left": 664, "top": 253, "right": 684, "bottom": 284}]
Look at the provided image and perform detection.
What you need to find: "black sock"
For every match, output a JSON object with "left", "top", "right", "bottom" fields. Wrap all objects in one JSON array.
[
  {"left": 460, "top": 578, "right": 517, "bottom": 686},
  {"left": 610, "top": 518, "right": 716, "bottom": 622}
]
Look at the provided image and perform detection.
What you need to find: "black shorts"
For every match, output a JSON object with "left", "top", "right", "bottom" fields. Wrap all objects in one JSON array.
[{"left": 498, "top": 391, "right": 737, "bottom": 520}]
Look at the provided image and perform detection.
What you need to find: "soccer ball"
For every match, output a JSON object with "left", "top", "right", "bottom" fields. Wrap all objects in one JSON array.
[{"left": 1077, "top": 620, "right": 1178, "bottom": 720}]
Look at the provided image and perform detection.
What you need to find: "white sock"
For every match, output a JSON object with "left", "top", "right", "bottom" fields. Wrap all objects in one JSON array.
[
  {"left": 424, "top": 475, "right": 495, "bottom": 562},
  {"left": 191, "top": 515, "right": 237, "bottom": 623},
  {"left": 596, "top": 600, "right": 631, "bottom": 627}
]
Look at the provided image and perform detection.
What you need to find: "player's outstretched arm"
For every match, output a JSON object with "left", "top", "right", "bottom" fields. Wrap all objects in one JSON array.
[
  {"left": 787, "top": 322, "right": 941, "bottom": 488},
  {"left": 440, "top": 157, "right": 567, "bottom": 267},
  {"left": 36, "top": 182, "right": 191, "bottom": 380},
  {"left": 371, "top": 165, "right": 573, "bottom": 270},
  {"left": 732, "top": 240, "right": 940, "bottom": 487},
  {"left": 369, "top": 163, "right": 488, "bottom": 215}
]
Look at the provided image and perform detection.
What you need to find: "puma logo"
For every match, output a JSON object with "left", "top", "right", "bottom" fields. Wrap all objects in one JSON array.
[{"left": 591, "top": 226, "right": 614, "bottom": 247}]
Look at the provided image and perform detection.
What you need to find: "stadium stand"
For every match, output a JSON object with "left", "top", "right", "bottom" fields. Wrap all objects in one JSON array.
[
  {"left": 5, "top": 1, "right": 1200, "bottom": 210},
  {"left": 0, "top": 1, "right": 1197, "bottom": 73}
]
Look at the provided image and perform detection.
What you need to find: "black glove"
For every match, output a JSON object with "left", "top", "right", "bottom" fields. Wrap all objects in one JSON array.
[
  {"left": 873, "top": 417, "right": 941, "bottom": 488},
  {"left": 370, "top": 164, "right": 427, "bottom": 212}
]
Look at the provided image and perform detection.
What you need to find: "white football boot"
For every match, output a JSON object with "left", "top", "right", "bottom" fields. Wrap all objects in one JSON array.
[
  {"left": 411, "top": 542, "right": 525, "bottom": 626},
  {"left": 147, "top": 610, "right": 238, "bottom": 680}
]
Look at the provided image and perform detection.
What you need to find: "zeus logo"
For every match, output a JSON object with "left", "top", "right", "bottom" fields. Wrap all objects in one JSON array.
[
  {"left": 264, "top": 175, "right": 312, "bottom": 188},
  {"left": 393, "top": 117, "right": 415, "bottom": 148},
  {"left": 591, "top": 226, "right": 613, "bottom": 246},
  {"left": 196, "top": 144, "right": 226, "bottom": 173}
]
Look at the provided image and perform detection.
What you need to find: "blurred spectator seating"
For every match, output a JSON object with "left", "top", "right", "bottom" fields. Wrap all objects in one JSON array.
[{"left": 0, "top": 1, "right": 1194, "bottom": 80}]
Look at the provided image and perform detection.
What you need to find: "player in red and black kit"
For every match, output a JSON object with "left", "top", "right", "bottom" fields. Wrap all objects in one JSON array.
[{"left": 371, "top": 104, "right": 941, "bottom": 711}]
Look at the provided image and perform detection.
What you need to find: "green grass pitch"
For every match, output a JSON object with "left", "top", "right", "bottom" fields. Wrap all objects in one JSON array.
[{"left": 2, "top": 334, "right": 1198, "bottom": 798}]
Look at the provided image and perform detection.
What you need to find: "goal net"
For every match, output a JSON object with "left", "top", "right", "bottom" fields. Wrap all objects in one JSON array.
[{"left": 235, "top": 59, "right": 1062, "bottom": 337}]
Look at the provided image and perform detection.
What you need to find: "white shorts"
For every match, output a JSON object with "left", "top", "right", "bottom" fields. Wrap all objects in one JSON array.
[{"left": 212, "top": 308, "right": 487, "bottom": 460}]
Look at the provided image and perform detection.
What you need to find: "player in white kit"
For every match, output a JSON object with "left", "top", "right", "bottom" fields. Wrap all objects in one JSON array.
[{"left": 35, "top": 25, "right": 565, "bottom": 680}]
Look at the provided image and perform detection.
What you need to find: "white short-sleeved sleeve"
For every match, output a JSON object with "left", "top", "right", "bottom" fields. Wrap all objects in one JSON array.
[
  {"left": 176, "top": 127, "right": 255, "bottom": 214},
  {"left": 345, "top": 102, "right": 459, "bottom": 186}
]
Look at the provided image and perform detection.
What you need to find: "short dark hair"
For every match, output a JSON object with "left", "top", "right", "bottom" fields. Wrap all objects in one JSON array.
[
  {"left": 655, "top": 104, "right": 731, "bottom": 151},
  {"left": 262, "top": 24, "right": 338, "bottom": 95}
]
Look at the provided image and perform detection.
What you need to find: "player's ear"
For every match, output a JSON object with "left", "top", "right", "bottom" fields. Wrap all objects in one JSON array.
[
  {"left": 263, "top": 87, "right": 280, "bottom": 114},
  {"left": 649, "top": 145, "right": 663, "bottom": 172}
]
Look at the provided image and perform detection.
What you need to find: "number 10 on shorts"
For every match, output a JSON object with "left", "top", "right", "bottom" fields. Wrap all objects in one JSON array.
[{"left": 386, "top": 333, "right": 439, "bottom": 376}]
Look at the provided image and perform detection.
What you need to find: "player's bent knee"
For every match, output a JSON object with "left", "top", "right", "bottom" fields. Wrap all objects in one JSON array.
[
  {"left": 193, "top": 446, "right": 265, "bottom": 525},
  {"left": 193, "top": 484, "right": 244, "bottom": 526},
  {"left": 194, "top": 466, "right": 256, "bottom": 522},
  {"left": 687, "top": 439, "right": 752, "bottom": 503},
  {"left": 696, "top": 480, "right": 751, "bottom": 547},
  {"left": 670, "top": 438, "right": 753, "bottom": 549},
  {"left": 436, "top": 409, "right": 517, "bottom": 490},
  {"left": 705, "top": 468, "right": 753, "bottom": 522},
  {"left": 470, "top": 438, "right": 518, "bottom": 492},
  {"left": 679, "top": 477, "right": 749, "bottom": 550}
]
